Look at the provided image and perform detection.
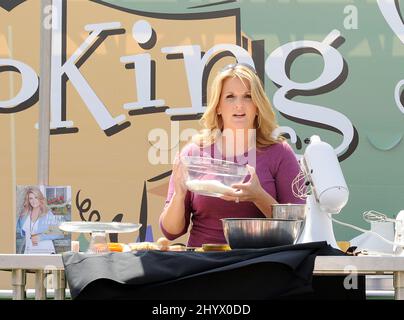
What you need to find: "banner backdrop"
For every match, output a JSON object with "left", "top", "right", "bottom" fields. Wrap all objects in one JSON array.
[{"left": 1, "top": 0, "right": 404, "bottom": 287}]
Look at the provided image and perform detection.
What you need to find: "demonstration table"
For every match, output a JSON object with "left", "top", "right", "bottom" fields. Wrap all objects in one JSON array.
[{"left": 0, "top": 253, "right": 403, "bottom": 300}]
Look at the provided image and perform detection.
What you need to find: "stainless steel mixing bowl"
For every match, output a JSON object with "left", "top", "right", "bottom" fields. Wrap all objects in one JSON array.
[
  {"left": 221, "top": 218, "right": 304, "bottom": 249},
  {"left": 272, "top": 204, "right": 307, "bottom": 220}
]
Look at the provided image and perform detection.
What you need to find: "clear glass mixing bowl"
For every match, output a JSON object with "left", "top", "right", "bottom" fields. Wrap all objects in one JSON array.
[{"left": 181, "top": 156, "right": 248, "bottom": 197}]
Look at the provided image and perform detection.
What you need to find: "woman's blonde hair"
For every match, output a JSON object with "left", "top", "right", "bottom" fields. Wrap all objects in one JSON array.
[
  {"left": 193, "top": 63, "right": 282, "bottom": 149},
  {"left": 22, "top": 186, "right": 48, "bottom": 216}
]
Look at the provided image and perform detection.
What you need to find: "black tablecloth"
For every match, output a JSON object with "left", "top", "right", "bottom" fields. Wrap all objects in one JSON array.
[{"left": 62, "top": 241, "right": 365, "bottom": 300}]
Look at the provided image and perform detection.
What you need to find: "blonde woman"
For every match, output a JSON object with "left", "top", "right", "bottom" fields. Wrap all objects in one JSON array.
[
  {"left": 160, "top": 63, "right": 305, "bottom": 247},
  {"left": 16, "top": 186, "right": 64, "bottom": 254}
]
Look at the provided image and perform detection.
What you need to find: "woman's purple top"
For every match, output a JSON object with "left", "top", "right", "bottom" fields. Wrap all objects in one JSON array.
[{"left": 160, "top": 141, "right": 305, "bottom": 247}]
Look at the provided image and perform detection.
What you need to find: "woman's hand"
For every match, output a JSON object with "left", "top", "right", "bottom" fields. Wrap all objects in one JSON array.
[
  {"left": 220, "top": 165, "right": 265, "bottom": 203},
  {"left": 31, "top": 234, "right": 40, "bottom": 246},
  {"left": 172, "top": 152, "right": 188, "bottom": 198}
]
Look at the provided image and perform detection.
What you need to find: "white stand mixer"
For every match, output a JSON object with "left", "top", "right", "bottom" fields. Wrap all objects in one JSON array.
[
  {"left": 296, "top": 135, "right": 349, "bottom": 249},
  {"left": 296, "top": 135, "right": 404, "bottom": 255},
  {"left": 393, "top": 211, "right": 404, "bottom": 256}
]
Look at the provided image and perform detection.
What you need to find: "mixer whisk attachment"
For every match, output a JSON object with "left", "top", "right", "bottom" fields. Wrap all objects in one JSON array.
[{"left": 362, "top": 210, "right": 396, "bottom": 224}]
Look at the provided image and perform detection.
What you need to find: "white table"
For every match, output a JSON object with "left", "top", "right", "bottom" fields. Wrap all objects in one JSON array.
[
  {"left": 1, "top": 254, "right": 404, "bottom": 300},
  {"left": 0, "top": 254, "right": 65, "bottom": 300},
  {"left": 313, "top": 255, "right": 404, "bottom": 299}
]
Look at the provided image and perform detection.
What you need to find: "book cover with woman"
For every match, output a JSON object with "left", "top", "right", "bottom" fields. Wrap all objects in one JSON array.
[{"left": 15, "top": 185, "right": 71, "bottom": 254}]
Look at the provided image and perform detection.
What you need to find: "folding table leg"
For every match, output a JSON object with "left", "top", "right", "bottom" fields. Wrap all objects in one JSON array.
[
  {"left": 53, "top": 270, "right": 66, "bottom": 300},
  {"left": 12, "top": 269, "right": 26, "bottom": 300},
  {"left": 35, "top": 270, "right": 46, "bottom": 300}
]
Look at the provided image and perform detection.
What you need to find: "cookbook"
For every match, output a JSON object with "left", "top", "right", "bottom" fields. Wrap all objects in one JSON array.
[{"left": 15, "top": 185, "right": 72, "bottom": 254}]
